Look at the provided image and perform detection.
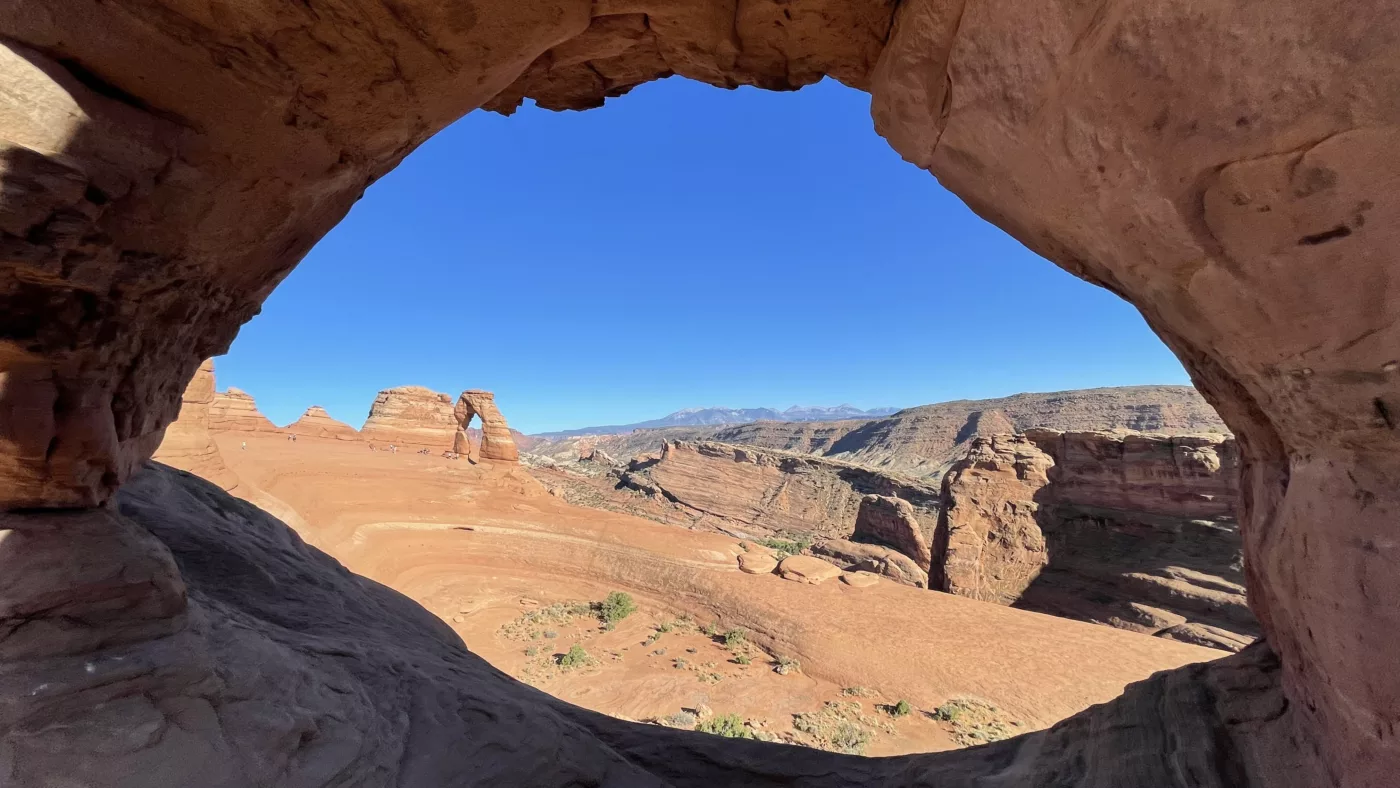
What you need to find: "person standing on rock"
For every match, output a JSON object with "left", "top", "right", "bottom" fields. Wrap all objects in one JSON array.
[{"left": 241, "top": 441, "right": 247, "bottom": 451}]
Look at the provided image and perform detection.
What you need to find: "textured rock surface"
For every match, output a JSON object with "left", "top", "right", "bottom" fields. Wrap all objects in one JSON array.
[
  {"left": 811, "top": 538, "right": 929, "bottom": 589},
  {"left": 151, "top": 360, "right": 238, "bottom": 492},
  {"left": 287, "top": 406, "right": 359, "bottom": 441},
  {"left": 455, "top": 390, "right": 521, "bottom": 462},
  {"left": 935, "top": 431, "right": 1256, "bottom": 650},
  {"left": 528, "top": 385, "right": 1228, "bottom": 478},
  {"left": 777, "top": 555, "right": 844, "bottom": 585},
  {"left": 0, "top": 0, "right": 1395, "bottom": 783},
  {"left": 627, "top": 441, "right": 940, "bottom": 552},
  {"left": 209, "top": 389, "right": 281, "bottom": 435},
  {"left": 737, "top": 551, "right": 778, "bottom": 575},
  {"left": 360, "top": 386, "right": 457, "bottom": 450},
  {"left": 841, "top": 571, "right": 881, "bottom": 588},
  {"left": 853, "top": 494, "right": 932, "bottom": 572}
]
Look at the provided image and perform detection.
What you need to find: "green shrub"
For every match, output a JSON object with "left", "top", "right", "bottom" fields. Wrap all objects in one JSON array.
[
  {"left": 932, "top": 702, "right": 963, "bottom": 722},
  {"left": 598, "top": 592, "right": 637, "bottom": 624},
  {"left": 774, "top": 655, "right": 801, "bottom": 675},
  {"left": 695, "top": 713, "right": 756, "bottom": 739},
  {"left": 889, "top": 699, "right": 911, "bottom": 717},
  {"left": 558, "top": 644, "right": 590, "bottom": 669},
  {"left": 722, "top": 628, "right": 747, "bottom": 648},
  {"left": 734, "top": 654, "right": 752, "bottom": 665}
]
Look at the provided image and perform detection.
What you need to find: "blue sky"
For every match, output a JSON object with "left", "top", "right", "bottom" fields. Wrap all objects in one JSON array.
[{"left": 218, "top": 78, "right": 1190, "bottom": 434}]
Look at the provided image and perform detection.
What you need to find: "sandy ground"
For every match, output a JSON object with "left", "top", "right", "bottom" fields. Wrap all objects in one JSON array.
[{"left": 215, "top": 433, "right": 1224, "bottom": 756}]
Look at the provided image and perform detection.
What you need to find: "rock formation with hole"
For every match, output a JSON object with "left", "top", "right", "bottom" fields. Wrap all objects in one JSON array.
[
  {"left": 287, "top": 406, "right": 360, "bottom": 441},
  {"left": 0, "top": 0, "right": 1395, "bottom": 784},
  {"left": 455, "top": 390, "right": 520, "bottom": 462},
  {"left": 935, "top": 430, "right": 1256, "bottom": 650},
  {"left": 151, "top": 359, "right": 238, "bottom": 491},
  {"left": 209, "top": 388, "right": 281, "bottom": 435},
  {"left": 360, "top": 386, "right": 457, "bottom": 450}
]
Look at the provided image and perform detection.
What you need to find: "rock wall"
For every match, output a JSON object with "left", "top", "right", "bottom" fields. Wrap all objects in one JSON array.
[
  {"left": 0, "top": 0, "right": 1396, "bottom": 784},
  {"left": 360, "top": 386, "right": 457, "bottom": 450},
  {"left": 287, "top": 406, "right": 360, "bottom": 441},
  {"left": 935, "top": 431, "right": 1255, "bottom": 651},
  {"left": 209, "top": 388, "right": 281, "bottom": 434},
  {"left": 151, "top": 360, "right": 238, "bottom": 491},
  {"left": 455, "top": 390, "right": 520, "bottom": 462}
]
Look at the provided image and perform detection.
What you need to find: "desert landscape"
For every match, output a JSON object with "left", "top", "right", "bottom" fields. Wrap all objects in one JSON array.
[
  {"left": 145, "top": 361, "right": 1244, "bottom": 757},
  {"left": 3, "top": 3, "right": 1396, "bottom": 786}
]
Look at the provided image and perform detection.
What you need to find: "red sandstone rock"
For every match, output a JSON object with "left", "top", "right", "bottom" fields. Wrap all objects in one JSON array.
[
  {"left": 360, "top": 386, "right": 457, "bottom": 450},
  {"left": 841, "top": 571, "right": 881, "bottom": 588},
  {"left": 737, "top": 552, "right": 778, "bottom": 575},
  {"left": 287, "top": 406, "right": 359, "bottom": 441},
  {"left": 777, "top": 555, "right": 843, "bottom": 585},
  {"left": 853, "top": 494, "right": 932, "bottom": 572},
  {"left": 209, "top": 388, "right": 281, "bottom": 434},
  {"left": 151, "top": 360, "right": 239, "bottom": 491},
  {"left": 455, "top": 390, "right": 520, "bottom": 462}
]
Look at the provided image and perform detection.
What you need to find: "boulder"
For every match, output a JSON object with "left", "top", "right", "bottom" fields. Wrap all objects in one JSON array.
[
  {"left": 737, "top": 552, "right": 778, "bottom": 575},
  {"left": 841, "top": 571, "right": 880, "bottom": 588},
  {"left": 776, "top": 555, "right": 843, "bottom": 585},
  {"left": 811, "top": 539, "right": 928, "bottom": 589},
  {"left": 852, "top": 494, "right": 932, "bottom": 571}
]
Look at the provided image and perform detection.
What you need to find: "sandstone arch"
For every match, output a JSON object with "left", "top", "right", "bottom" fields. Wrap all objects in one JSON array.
[
  {"left": 454, "top": 389, "right": 520, "bottom": 462},
  {"left": 0, "top": 2, "right": 1396, "bottom": 786}
]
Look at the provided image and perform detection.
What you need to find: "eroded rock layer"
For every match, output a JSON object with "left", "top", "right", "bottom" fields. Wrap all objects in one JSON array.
[
  {"left": 151, "top": 360, "right": 238, "bottom": 491},
  {"left": 209, "top": 388, "right": 281, "bottom": 434},
  {"left": 935, "top": 431, "right": 1255, "bottom": 650},
  {"left": 455, "top": 390, "right": 520, "bottom": 462},
  {"left": 287, "top": 406, "right": 360, "bottom": 441},
  {"left": 360, "top": 386, "right": 457, "bottom": 450}
]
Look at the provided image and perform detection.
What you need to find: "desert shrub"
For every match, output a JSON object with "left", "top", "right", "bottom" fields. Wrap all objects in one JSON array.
[
  {"left": 524, "top": 646, "right": 539, "bottom": 657},
  {"left": 722, "top": 628, "right": 747, "bottom": 648},
  {"left": 841, "top": 686, "right": 874, "bottom": 698},
  {"left": 829, "top": 721, "right": 871, "bottom": 754},
  {"left": 660, "top": 711, "right": 697, "bottom": 728},
  {"left": 734, "top": 654, "right": 752, "bottom": 665},
  {"left": 695, "top": 713, "right": 756, "bottom": 739},
  {"left": 889, "top": 700, "right": 912, "bottom": 717},
  {"left": 932, "top": 702, "right": 964, "bottom": 722},
  {"left": 598, "top": 592, "right": 637, "bottom": 624},
  {"left": 774, "top": 655, "right": 801, "bottom": 675},
  {"left": 558, "top": 644, "right": 590, "bottom": 669},
  {"left": 755, "top": 535, "right": 813, "bottom": 559}
]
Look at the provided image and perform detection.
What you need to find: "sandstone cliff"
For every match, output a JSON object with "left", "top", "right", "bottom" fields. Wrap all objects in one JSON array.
[
  {"left": 360, "top": 386, "right": 458, "bottom": 450},
  {"left": 287, "top": 406, "right": 360, "bottom": 441},
  {"left": 209, "top": 387, "right": 281, "bottom": 433},
  {"left": 151, "top": 360, "right": 239, "bottom": 491},
  {"left": 935, "top": 431, "right": 1254, "bottom": 650},
  {"left": 527, "top": 386, "right": 1229, "bottom": 480}
]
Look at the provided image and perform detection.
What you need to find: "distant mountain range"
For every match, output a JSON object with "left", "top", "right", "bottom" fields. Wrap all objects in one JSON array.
[{"left": 532, "top": 404, "right": 901, "bottom": 440}]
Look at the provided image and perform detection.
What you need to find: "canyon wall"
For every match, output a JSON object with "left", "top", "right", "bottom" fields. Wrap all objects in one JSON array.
[
  {"left": 935, "top": 431, "right": 1253, "bottom": 651},
  {"left": 151, "top": 360, "right": 239, "bottom": 491},
  {"left": 287, "top": 407, "right": 360, "bottom": 441},
  {"left": 360, "top": 386, "right": 458, "bottom": 450}
]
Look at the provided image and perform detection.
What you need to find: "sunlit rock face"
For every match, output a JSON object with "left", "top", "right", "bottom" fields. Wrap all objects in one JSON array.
[
  {"left": 151, "top": 359, "right": 239, "bottom": 492},
  {"left": 1, "top": 0, "right": 1397, "bottom": 784},
  {"left": 360, "top": 386, "right": 458, "bottom": 451},
  {"left": 456, "top": 390, "right": 520, "bottom": 462}
]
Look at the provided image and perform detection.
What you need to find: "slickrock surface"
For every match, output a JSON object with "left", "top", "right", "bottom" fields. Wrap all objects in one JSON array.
[
  {"left": 936, "top": 431, "right": 1255, "bottom": 649},
  {"left": 456, "top": 390, "right": 521, "bottom": 462},
  {"left": 287, "top": 406, "right": 360, "bottom": 440},
  {"left": 0, "top": 0, "right": 1395, "bottom": 784},
  {"left": 209, "top": 388, "right": 281, "bottom": 434},
  {"left": 737, "top": 551, "right": 778, "bottom": 575},
  {"left": 151, "top": 360, "right": 239, "bottom": 491},
  {"left": 777, "top": 555, "right": 844, "bottom": 585},
  {"left": 812, "top": 538, "right": 929, "bottom": 588},
  {"left": 360, "top": 386, "right": 458, "bottom": 450}
]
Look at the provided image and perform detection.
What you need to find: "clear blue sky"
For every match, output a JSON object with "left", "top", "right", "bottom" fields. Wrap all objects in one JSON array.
[{"left": 218, "top": 78, "right": 1190, "bottom": 434}]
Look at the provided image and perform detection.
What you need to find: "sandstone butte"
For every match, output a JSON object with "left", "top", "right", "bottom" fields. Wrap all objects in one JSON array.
[
  {"left": 286, "top": 406, "right": 360, "bottom": 441},
  {"left": 0, "top": 4, "right": 1395, "bottom": 787},
  {"left": 359, "top": 385, "right": 459, "bottom": 450},
  {"left": 150, "top": 359, "right": 239, "bottom": 492},
  {"left": 208, "top": 387, "right": 281, "bottom": 434}
]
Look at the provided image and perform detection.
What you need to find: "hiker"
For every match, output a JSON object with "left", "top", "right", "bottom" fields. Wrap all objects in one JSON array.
[{"left": 241, "top": 441, "right": 246, "bottom": 451}]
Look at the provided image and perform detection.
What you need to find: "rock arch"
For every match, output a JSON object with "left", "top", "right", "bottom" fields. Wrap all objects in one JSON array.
[
  {"left": 454, "top": 389, "right": 520, "bottom": 462},
  {"left": 0, "top": 2, "right": 1395, "bottom": 786}
]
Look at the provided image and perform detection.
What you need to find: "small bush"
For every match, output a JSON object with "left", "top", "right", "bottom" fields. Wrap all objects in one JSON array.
[
  {"left": 722, "top": 628, "right": 747, "bottom": 648},
  {"left": 558, "top": 644, "right": 590, "bottom": 669},
  {"left": 598, "top": 592, "right": 637, "bottom": 624},
  {"left": 673, "top": 658, "right": 688, "bottom": 669},
  {"left": 524, "top": 646, "right": 539, "bottom": 657},
  {"left": 932, "top": 702, "right": 963, "bottom": 722},
  {"left": 774, "top": 655, "right": 801, "bottom": 675},
  {"left": 830, "top": 721, "right": 871, "bottom": 754},
  {"left": 543, "top": 630, "right": 558, "bottom": 639},
  {"left": 695, "top": 713, "right": 756, "bottom": 739},
  {"left": 734, "top": 654, "right": 752, "bottom": 665},
  {"left": 660, "top": 711, "right": 697, "bottom": 729},
  {"left": 755, "top": 535, "right": 813, "bottom": 559},
  {"left": 842, "top": 686, "right": 873, "bottom": 698},
  {"left": 889, "top": 700, "right": 911, "bottom": 717}
]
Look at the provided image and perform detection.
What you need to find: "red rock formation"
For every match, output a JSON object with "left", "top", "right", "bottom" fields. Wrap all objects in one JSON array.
[
  {"left": 455, "top": 390, "right": 520, "bottom": 462},
  {"left": 853, "top": 494, "right": 932, "bottom": 572},
  {"left": 360, "top": 386, "right": 457, "bottom": 450},
  {"left": 0, "top": 1, "right": 1394, "bottom": 784},
  {"left": 287, "top": 406, "right": 359, "bottom": 441},
  {"left": 209, "top": 388, "right": 281, "bottom": 434},
  {"left": 151, "top": 360, "right": 238, "bottom": 491},
  {"left": 934, "top": 431, "right": 1255, "bottom": 650}
]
